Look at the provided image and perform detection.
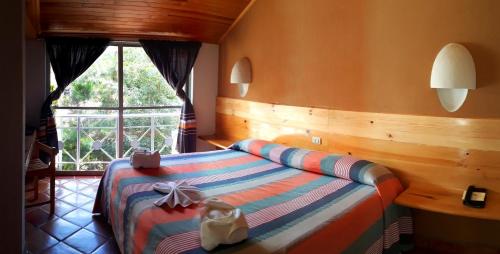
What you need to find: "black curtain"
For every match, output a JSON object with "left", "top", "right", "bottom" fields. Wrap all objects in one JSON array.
[
  {"left": 38, "top": 37, "right": 110, "bottom": 152},
  {"left": 140, "top": 40, "right": 201, "bottom": 153}
]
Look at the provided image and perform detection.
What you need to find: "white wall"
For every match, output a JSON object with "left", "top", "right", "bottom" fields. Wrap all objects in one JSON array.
[
  {"left": 25, "top": 39, "right": 47, "bottom": 128},
  {"left": 193, "top": 43, "right": 219, "bottom": 151}
]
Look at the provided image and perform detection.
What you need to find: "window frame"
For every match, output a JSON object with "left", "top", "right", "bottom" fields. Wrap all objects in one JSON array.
[
  {"left": 51, "top": 42, "right": 187, "bottom": 111},
  {"left": 48, "top": 41, "right": 190, "bottom": 173}
]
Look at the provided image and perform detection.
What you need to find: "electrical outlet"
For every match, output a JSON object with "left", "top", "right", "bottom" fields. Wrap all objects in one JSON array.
[{"left": 312, "top": 136, "right": 322, "bottom": 145}]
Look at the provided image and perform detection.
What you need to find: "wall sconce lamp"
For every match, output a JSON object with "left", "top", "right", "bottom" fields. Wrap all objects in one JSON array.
[
  {"left": 430, "top": 43, "right": 476, "bottom": 112},
  {"left": 230, "top": 57, "right": 252, "bottom": 97}
]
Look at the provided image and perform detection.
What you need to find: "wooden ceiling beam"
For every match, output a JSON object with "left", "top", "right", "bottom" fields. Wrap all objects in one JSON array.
[
  {"left": 41, "top": 18, "right": 230, "bottom": 29},
  {"left": 26, "top": 0, "right": 41, "bottom": 37},
  {"left": 40, "top": 6, "right": 236, "bottom": 22},
  {"left": 38, "top": 0, "right": 253, "bottom": 43},
  {"left": 41, "top": 11, "right": 234, "bottom": 26},
  {"left": 41, "top": 23, "right": 227, "bottom": 37},
  {"left": 41, "top": 1, "right": 244, "bottom": 20},
  {"left": 40, "top": 29, "right": 219, "bottom": 43}
]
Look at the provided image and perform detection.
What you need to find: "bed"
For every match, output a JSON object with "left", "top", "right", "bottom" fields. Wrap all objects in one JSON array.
[{"left": 93, "top": 139, "right": 413, "bottom": 254}]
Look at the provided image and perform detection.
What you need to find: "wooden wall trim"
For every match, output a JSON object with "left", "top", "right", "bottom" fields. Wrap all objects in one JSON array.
[
  {"left": 217, "top": 97, "right": 500, "bottom": 151},
  {"left": 215, "top": 97, "right": 500, "bottom": 192}
]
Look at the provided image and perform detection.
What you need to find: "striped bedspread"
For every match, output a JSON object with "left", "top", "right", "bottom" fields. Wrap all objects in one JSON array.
[{"left": 94, "top": 139, "right": 412, "bottom": 254}]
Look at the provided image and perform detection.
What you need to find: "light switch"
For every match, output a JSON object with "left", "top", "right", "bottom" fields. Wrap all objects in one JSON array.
[{"left": 312, "top": 136, "right": 322, "bottom": 145}]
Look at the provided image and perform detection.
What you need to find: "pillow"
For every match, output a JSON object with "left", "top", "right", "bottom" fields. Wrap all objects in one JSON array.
[{"left": 229, "top": 139, "right": 394, "bottom": 187}]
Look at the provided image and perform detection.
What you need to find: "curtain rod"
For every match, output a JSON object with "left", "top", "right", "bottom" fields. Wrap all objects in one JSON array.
[{"left": 110, "top": 40, "right": 141, "bottom": 46}]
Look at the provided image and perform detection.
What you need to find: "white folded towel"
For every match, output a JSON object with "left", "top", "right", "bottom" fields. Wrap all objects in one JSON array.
[
  {"left": 200, "top": 198, "right": 249, "bottom": 251},
  {"left": 130, "top": 149, "right": 160, "bottom": 169},
  {"left": 153, "top": 181, "right": 203, "bottom": 208}
]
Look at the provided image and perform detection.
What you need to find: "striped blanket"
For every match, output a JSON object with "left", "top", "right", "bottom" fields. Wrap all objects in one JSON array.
[{"left": 94, "top": 139, "right": 412, "bottom": 254}]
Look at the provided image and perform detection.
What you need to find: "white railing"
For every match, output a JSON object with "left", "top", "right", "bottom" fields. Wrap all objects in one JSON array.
[{"left": 55, "top": 110, "right": 180, "bottom": 171}]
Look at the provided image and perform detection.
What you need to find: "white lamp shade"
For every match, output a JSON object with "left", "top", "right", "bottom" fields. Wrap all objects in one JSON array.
[
  {"left": 230, "top": 57, "right": 252, "bottom": 84},
  {"left": 436, "top": 88, "right": 468, "bottom": 112},
  {"left": 430, "top": 43, "right": 476, "bottom": 89},
  {"left": 430, "top": 43, "right": 476, "bottom": 112},
  {"left": 230, "top": 57, "right": 252, "bottom": 97}
]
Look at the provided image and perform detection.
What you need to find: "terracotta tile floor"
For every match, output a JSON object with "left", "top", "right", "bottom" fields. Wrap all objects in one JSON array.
[{"left": 25, "top": 176, "right": 120, "bottom": 254}]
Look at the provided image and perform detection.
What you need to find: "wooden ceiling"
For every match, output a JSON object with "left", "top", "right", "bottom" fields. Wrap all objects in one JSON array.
[{"left": 27, "top": 0, "right": 254, "bottom": 43}]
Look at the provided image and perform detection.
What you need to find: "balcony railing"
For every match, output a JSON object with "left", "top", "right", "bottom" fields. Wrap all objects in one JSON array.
[{"left": 55, "top": 110, "right": 180, "bottom": 171}]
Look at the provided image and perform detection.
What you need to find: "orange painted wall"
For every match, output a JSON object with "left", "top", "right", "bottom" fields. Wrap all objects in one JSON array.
[
  {"left": 219, "top": 0, "right": 500, "bottom": 118},
  {"left": 218, "top": 0, "right": 500, "bottom": 250}
]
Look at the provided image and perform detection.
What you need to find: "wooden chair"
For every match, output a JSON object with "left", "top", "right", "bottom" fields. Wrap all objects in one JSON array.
[{"left": 25, "top": 141, "right": 57, "bottom": 214}]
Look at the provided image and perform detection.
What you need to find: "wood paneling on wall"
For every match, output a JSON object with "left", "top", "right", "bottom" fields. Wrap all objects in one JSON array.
[{"left": 216, "top": 97, "right": 500, "bottom": 193}]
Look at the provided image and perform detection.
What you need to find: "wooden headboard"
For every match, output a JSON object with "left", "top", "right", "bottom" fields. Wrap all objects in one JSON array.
[{"left": 214, "top": 97, "right": 500, "bottom": 192}]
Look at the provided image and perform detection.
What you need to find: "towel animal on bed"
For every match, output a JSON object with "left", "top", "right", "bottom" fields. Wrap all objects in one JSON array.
[
  {"left": 200, "top": 198, "right": 249, "bottom": 251},
  {"left": 130, "top": 149, "right": 160, "bottom": 169},
  {"left": 152, "top": 181, "right": 203, "bottom": 208},
  {"left": 152, "top": 181, "right": 249, "bottom": 251}
]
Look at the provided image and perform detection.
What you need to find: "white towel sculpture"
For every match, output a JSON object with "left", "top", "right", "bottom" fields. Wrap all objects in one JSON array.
[
  {"left": 200, "top": 198, "right": 249, "bottom": 251},
  {"left": 152, "top": 181, "right": 203, "bottom": 208},
  {"left": 130, "top": 149, "right": 160, "bottom": 169}
]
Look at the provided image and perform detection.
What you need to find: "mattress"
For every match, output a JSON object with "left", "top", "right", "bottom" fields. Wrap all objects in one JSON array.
[{"left": 94, "top": 139, "right": 412, "bottom": 254}]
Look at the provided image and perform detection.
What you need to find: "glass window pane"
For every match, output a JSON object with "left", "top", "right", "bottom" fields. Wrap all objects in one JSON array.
[
  {"left": 123, "top": 108, "right": 180, "bottom": 156},
  {"left": 79, "top": 112, "right": 117, "bottom": 171},
  {"left": 55, "top": 115, "right": 77, "bottom": 171},
  {"left": 123, "top": 47, "right": 182, "bottom": 107},
  {"left": 54, "top": 110, "right": 118, "bottom": 171},
  {"left": 52, "top": 46, "right": 119, "bottom": 107},
  {"left": 51, "top": 45, "right": 184, "bottom": 172}
]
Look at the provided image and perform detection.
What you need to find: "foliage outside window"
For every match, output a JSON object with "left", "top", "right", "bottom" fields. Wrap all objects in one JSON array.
[{"left": 52, "top": 45, "right": 184, "bottom": 171}]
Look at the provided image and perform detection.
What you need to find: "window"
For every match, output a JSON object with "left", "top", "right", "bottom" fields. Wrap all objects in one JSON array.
[{"left": 51, "top": 44, "right": 186, "bottom": 171}]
